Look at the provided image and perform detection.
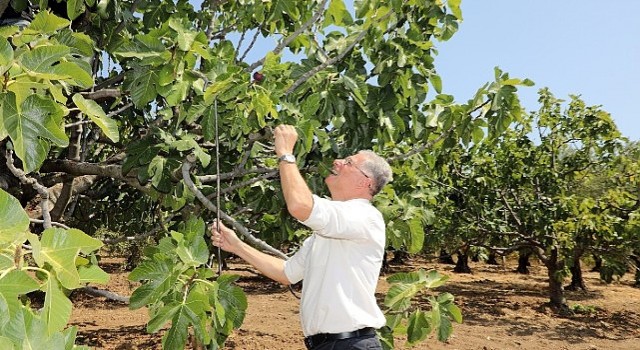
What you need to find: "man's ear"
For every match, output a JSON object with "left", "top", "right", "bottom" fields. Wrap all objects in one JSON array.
[{"left": 357, "top": 177, "right": 372, "bottom": 190}]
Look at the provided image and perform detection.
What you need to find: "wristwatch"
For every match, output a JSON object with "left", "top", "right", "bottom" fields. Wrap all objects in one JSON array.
[{"left": 278, "top": 154, "right": 296, "bottom": 164}]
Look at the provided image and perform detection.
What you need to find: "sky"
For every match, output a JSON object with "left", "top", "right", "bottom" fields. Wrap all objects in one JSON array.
[{"left": 432, "top": 0, "right": 639, "bottom": 141}]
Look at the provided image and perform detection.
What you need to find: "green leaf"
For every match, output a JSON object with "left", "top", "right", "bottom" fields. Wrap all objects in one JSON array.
[
  {"left": 436, "top": 314, "right": 453, "bottom": 342},
  {"left": 30, "top": 228, "right": 103, "bottom": 289},
  {"left": 1, "top": 92, "right": 69, "bottom": 173},
  {"left": 217, "top": 277, "right": 247, "bottom": 329},
  {"left": 23, "top": 11, "right": 70, "bottom": 35},
  {"left": 447, "top": 0, "right": 463, "bottom": 20},
  {"left": 122, "top": 137, "right": 158, "bottom": 175},
  {"left": 77, "top": 264, "right": 110, "bottom": 284},
  {"left": 72, "top": 94, "right": 120, "bottom": 142},
  {"left": 0, "top": 336, "right": 14, "bottom": 349},
  {"left": 0, "top": 37, "right": 13, "bottom": 75},
  {"left": 161, "top": 303, "right": 200, "bottom": 350},
  {"left": 407, "top": 216, "right": 424, "bottom": 254},
  {"left": 147, "top": 155, "right": 176, "bottom": 192},
  {"left": 124, "top": 65, "right": 159, "bottom": 108},
  {"left": 423, "top": 269, "right": 450, "bottom": 289},
  {"left": 0, "top": 254, "right": 13, "bottom": 270},
  {"left": 66, "top": 0, "right": 86, "bottom": 20},
  {"left": 147, "top": 302, "right": 181, "bottom": 333},
  {"left": 0, "top": 189, "right": 30, "bottom": 244},
  {"left": 6, "top": 307, "right": 66, "bottom": 350},
  {"left": 430, "top": 74, "right": 443, "bottom": 94},
  {"left": 114, "top": 34, "right": 169, "bottom": 60},
  {"left": 176, "top": 235, "right": 209, "bottom": 267},
  {"left": 407, "top": 310, "right": 431, "bottom": 344},
  {"left": 445, "top": 303, "right": 463, "bottom": 323},
  {"left": 325, "top": 0, "right": 353, "bottom": 26},
  {"left": 52, "top": 60, "right": 94, "bottom": 88},
  {"left": 20, "top": 45, "right": 70, "bottom": 79},
  {"left": 168, "top": 18, "right": 198, "bottom": 52},
  {"left": 41, "top": 277, "right": 72, "bottom": 335},
  {"left": 0, "top": 270, "right": 39, "bottom": 318},
  {"left": 129, "top": 257, "right": 179, "bottom": 309},
  {"left": 251, "top": 89, "right": 276, "bottom": 125},
  {"left": 384, "top": 283, "right": 420, "bottom": 311}
]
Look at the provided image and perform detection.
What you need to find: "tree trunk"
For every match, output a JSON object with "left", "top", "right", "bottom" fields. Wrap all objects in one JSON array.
[
  {"left": 631, "top": 254, "right": 640, "bottom": 288},
  {"left": 591, "top": 254, "right": 602, "bottom": 272},
  {"left": 545, "top": 248, "right": 570, "bottom": 313},
  {"left": 453, "top": 252, "right": 472, "bottom": 273},
  {"left": 515, "top": 249, "right": 531, "bottom": 274},
  {"left": 487, "top": 251, "right": 499, "bottom": 265},
  {"left": 438, "top": 249, "right": 455, "bottom": 264},
  {"left": 391, "top": 250, "right": 408, "bottom": 265},
  {"left": 566, "top": 258, "right": 587, "bottom": 291}
]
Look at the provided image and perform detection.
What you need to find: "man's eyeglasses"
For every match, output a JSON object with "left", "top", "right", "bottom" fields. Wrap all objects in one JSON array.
[{"left": 344, "top": 157, "right": 370, "bottom": 179}]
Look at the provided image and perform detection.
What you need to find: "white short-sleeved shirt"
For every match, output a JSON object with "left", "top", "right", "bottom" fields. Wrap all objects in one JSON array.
[{"left": 283, "top": 195, "right": 387, "bottom": 336}]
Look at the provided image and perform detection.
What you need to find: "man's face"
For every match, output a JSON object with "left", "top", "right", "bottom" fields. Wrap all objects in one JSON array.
[{"left": 325, "top": 153, "right": 372, "bottom": 199}]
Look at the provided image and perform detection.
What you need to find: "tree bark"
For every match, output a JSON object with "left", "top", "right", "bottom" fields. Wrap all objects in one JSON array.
[
  {"left": 487, "top": 251, "right": 499, "bottom": 265},
  {"left": 515, "top": 249, "right": 532, "bottom": 274},
  {"left": 591, "top": 254, "right": 602, "bottom": 272},
  {"left": 0, "top": 0, "right": 10, "bottom": 19},
  {"left": 438, "top": 249, "right": 455, "bottom": 264},
  {"left": 545, "top": 248, "right": 570, "bottom": 313},
  {"left": 566, "top": 258, "right": 587, "bottom": 291},
  {"left": 453, "top": 251, "right": 472, "bottom": 273},
  {"left": 631, "top": 254, "right": 640, "bottom": 288}
]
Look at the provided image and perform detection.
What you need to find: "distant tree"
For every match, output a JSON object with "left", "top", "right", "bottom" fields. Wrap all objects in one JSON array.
[{"left": 433, "top": 89, "right": 633, "bottom": 312}]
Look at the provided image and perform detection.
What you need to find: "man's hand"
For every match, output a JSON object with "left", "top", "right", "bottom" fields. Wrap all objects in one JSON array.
[
  {"left": 210, "top": 220, "right": 242, "bottom": 254},
  {"left": 274, "top": 124, "right": 298, "bottom": 157}
]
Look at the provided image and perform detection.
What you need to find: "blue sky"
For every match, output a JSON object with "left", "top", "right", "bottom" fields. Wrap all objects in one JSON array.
[{"left": 433, "top": 1, "right": 639, "bottom": 141}]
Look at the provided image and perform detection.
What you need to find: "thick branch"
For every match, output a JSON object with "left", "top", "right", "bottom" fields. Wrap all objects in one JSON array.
[
  {"left": 80, "top": 286, "right": 129, "bottom": 303},
  {"left": 94, "top": 72, "right": 125, "bottom": 91},
  {"left": 80, "top": 89, "right": 122, "bottom": 101},
  {"left": 182, "top": 156, "right": 287, "bottom": 259},
  {"left": 29, "top": 218, "right": 70, "bottom": 229},
  {"left": 196, "top": 167, "right": 276, "bottom": 183},
  {"left": 40, "top": 159, "right": 150, "bottom": 193},
  {"left": 5, "top": 150, "right": 52, "bottom": 228},
  {"left": 498, "top": 190, "right": 523, "bottom": 227}
]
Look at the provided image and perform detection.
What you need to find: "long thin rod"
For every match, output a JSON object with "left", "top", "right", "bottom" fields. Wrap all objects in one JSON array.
[{"left": 214, "top": 98, "right": 223, "bottom": 276}]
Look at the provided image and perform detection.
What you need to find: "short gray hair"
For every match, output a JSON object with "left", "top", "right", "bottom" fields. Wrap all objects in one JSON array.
[{"left": 358, "top": 150, "right": 393, "bottom": 195}]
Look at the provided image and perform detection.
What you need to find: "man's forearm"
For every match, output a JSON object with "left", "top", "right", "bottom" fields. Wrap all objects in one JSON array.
[{"left": 232, "top": 241, "right": 291, "bottom": 285}]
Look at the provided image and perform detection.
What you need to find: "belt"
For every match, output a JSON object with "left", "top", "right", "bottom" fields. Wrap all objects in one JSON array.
[{"left": 304, "top": 327, "right": 376, "bottom": 349}]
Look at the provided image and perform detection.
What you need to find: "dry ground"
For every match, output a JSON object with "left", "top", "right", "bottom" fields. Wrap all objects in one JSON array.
[{"left": 69, "top": 256, "right": 640, "bottom": 350}]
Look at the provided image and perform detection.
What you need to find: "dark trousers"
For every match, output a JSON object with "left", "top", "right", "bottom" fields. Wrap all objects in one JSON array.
[{"left": 309, "top": 334, "right": 382, "bottom": 350}]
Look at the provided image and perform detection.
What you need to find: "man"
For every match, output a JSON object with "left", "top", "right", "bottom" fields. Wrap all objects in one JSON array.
[{"left": 211, "top": 124, "right": 393, "bottom": 350}]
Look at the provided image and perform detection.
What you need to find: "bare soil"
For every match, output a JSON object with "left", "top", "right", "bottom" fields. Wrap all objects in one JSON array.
[{"left": 69, "top": 256, "right": 640, "bottom": 350}]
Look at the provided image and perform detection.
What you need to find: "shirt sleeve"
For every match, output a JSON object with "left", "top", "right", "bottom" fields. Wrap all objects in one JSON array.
[
  {"left": 301, "top": 195, "right": 375, "bottom": 240},
  {"left": 283, "top": 235, "right": 314, "bottom": 284}
]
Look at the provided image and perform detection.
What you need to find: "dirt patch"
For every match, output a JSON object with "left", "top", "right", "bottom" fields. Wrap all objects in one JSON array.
[{"left": 69, "top": 257, "right": 640, "bottom": 349}]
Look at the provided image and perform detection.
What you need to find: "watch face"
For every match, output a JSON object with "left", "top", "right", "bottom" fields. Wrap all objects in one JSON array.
[{"left": 280, "top": 154, "right": 296, "bottom": 163}]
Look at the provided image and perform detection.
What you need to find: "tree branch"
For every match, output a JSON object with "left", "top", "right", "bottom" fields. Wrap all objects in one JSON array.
[
  {"left": 205, "top": 169, "right": 278, "bottom": 200},
  {"left": 5, "top": 150, "right": 52, "bottom": 228},
  {"left": 80, "top": 89, "right": 122, "bottom": 101},
  {"left": 247, "top": 0, "right": 329, "bottom": 73},
  {"left": 196, "top": 166, "right": 276, "bottom": 183},
  {"left": 40, "top": 159, "right": 150, "bottom": 193},
  {"left": 182, "top": 156, "right": 287, "bottom": 259}
]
